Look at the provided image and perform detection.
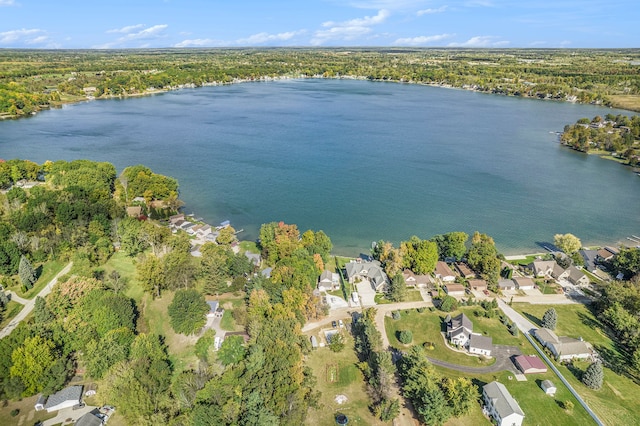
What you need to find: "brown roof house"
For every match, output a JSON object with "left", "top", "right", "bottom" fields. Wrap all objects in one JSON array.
[
  {"left": 468, "top": 279, "right": 487, "bottom": 290},
  {"left": 455, "top": 262, "right": 475, "bottom": 279},
  {"left": 402, "top": 269, "right": 434, "bottom": 288},
  {"left": 435, "top": 261, "right": 456, "bottom": 282},
  {"left": 444, "top": 283, "right": 466, "bottom": 296},
  {"left": 513, "top": 277, "right": 535, "bottom": 290}
]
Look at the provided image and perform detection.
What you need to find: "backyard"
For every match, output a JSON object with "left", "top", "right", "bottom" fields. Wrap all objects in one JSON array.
[{"left": 513, "top": 302, "right": 640, "bottom": 425}]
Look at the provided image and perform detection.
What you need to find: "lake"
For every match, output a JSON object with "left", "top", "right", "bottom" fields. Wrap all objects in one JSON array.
[{"left": 1, "top": 79, "right": 639, "bottom": 256}]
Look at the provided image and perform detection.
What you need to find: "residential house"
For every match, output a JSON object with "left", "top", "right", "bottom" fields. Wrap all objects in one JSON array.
[
  {"left": 469, "top": 334, "right": 493, "bottom": 357},
  {"left": 34, "top": 395, "right": 47, "bottom": 411},
  {"left": 261, "top": 267, "right": 272, "bottom": 278},
  {"left": 541, "top": 380, "right": 557, "bottom": 396},
  {"left": 579, "top": 249, "right": 599, "bottom": 273},
  {"left": 435, "top": 261, "right": 456, "bottom": 282},
  {"left": 207, "top": 301, "right": 224, "bottom": 318},
  {"left": 318, "top": 270, "right": 341, "bottom": 292},
  {"left": 533, "top": 328, "right": 593, "bottom": 361},
  {"left": 552, "top": 263, "right": 570, "bottom": 281},
  {"left": 444, "top": 284, "right": 466, "bottom": 296},
  {"left": 468, "top": 279, "right": 487, "bottom": 290},
  {"left": 196, "top": 224, "right": 212, "bottom": 238},
  {"left": 482, "top": 381, "right": 525, "bottom": 426},
  {"left": 244, "top": 251, "right": 261, "bottom": 268},
  {"left": 402, "top": 269, "right": 434, "bottom": 288},
  {"left": 566, "top": 266, "right": 589, "bottom": 286},
  {"left": 345, "top": 260, "right": 390, "bottom": 292},
  {"left": 310, "top": 336, "right": 318, "bottom": 349},
  {"left": 43, "top": 385, "right": 83, "bottom": 413},
  {"left": 513, "top": 277, "right": 535, "bottom": 290},
  {"left": 75, "top": 412, "right": 104, "bottom": 426},
  {"left": 169, "top": 213, "right": 185, "bottom": 224},
  {"left": 514, "top": 355, "right": 547, "bottom": 374},
  {"left": 529, "top": 260, "right": 556, "bottom": 277},
  {"left": 447, "top": 313, "right": 473, "bottom": 347},
  {"left": 455, "top": 262, "right": 475, "bottom": 279},
  {"left": 597, "top": 247, "right": 618, "bottom": 262},
  {"left": 498, "top": 279, "right": 515, "bottom": 291}
]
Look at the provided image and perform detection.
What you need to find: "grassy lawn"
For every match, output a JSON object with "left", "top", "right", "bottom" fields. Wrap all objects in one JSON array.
[
  {"left": 219, "top": 297, "right": 245, "bottom": 332},
  {"left": 506, "top": 254, "right": 542, "bottom": 266},
  {"left": 609, "top": 94, "right": 640, "bottom": 112},
  {"left": 141, "top": 290, "right": 199, "bottom": 376},
  {"left": 375, "top": 290, "right": 424, "bottom": 304},
  {"left": 0, "top": 300, "right": 24, "bottom": 329},
  {"left": 0, "top": 394, "right": 56, "bottom": 426},
  {"left": 384, "top": 308, "right": 496, "bottom": 368},
  {"left": 513, "top": 302, "right": 640, "bottom": 425},
  {"left": 239, "top": 240, "right": 259, "bottom": 254},
  {"left": 537, "top": 280, "right": 561, "bottom": 295},
  {"left": 15, "top": 259, "right": 65, "bottom": 299},
  {"left": 305, "top": 336, "right": 387, "bottom": 426},
  {"left": 103, "top": 251, "right": 145, "bottom": 303}
]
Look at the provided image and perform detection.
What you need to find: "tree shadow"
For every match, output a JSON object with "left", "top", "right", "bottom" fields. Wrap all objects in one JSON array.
[
  {"left": 521, "top": 312, "right": 542, "bottom": 327},
  {"left": 35, "top": 264, "right": 43, "bottom": 281},
  {"left": 535, "top": 241, "right": 559, "bottom": 252},
  {"left": 563, "top": 361, "right": 583, "bottom": 382}
]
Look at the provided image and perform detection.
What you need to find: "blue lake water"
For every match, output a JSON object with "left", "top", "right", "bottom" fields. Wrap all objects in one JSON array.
[{"left": 1, "top": 79, "right": 639, "bottom": 256}]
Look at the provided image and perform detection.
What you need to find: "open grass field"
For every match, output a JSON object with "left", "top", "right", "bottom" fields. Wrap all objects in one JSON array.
[
  {"left": 219, "top": 297, "right": 245, "bottom": 331},
  {"left": 513, "top": 302, "right": 640, "bottom": 425},
  {"left": 14, "top": 259, "right": 65, "bottom": 299},
  {"left": 142, "top": 290, "right": 199, "bottom": 376},
  {"left": 609, "top": 95, "right": 640, "bottom": 112},
  {"left": 102, "top": 251, "right": 144, "bottom": 303},
  {"left": 305, "top": 336, "right": 387, "bottom": 426},
  {"left": 0, "top": 394, "right": 56, "bottom": 426},
  {"left": 375, "top": 290, "right": 424, "bottom": 304}
]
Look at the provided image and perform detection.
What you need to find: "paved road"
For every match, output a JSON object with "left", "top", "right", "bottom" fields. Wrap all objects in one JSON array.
[
  {"left": 427, "top": 344, "right": 522, "bottom": 374},
  {"left": 0, "top": 262, "right": 72, "bottom": 339},
  {"left": 497, "top": 298, "right": 604, "bottom": 426}
]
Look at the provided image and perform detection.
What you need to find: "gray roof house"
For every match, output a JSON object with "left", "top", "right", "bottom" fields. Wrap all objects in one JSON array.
[
  {"left": 345, "top": 260, "right": 389, "bottom": 292},
  {"left": 43, "top": 385, "right": 83, "bottom": 413},
  {"left": 533, "top": 328, "right": 593, "bottom": 361},
  {"left": 482, "top": 381, "right": 525, "bottom": 426},
  {"left": 469, "top": 334, "right": 493, "bottom": 357},
  {"left": 75, "top": 411, "right": 104, "bottom": 426},
  {"left": 318, "top": 270, "right": 341, "bottom": 291},
  {"left": 513, "top": 277, "right": 535, "bottom": 290},
  {"left": 579, "top": 249, "right": 599, "bottom": 273},
  {"left": 498, "top": 279, "right": 515, "bottom": 291},
  {"left": 566, "top": 266, "right": 589, "bottom": 286},
  {"left": 447, "top": 313, "right": 473, "bottom": 347},
  {"left": 529, "top": 260, "right": 556, "bottom": 277}
]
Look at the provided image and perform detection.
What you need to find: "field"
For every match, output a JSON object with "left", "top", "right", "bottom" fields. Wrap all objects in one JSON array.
[
  {"left": 513, "top": 303, "right": 640, "bottom": 425},
  {"left": 0, "top": 394, "right": 56, "bottom": 426},
  {"left": 0, "top": 300, "right": 24, "bottom": 329},
  {"left": 14, "top": 259, "right": 65, "bottom": 299},
  {"left": 305, "top": 336, "right": 387, "bottom": 426},
  {"left": 609, "top": 95, "right": 640, "bottom": 112}
]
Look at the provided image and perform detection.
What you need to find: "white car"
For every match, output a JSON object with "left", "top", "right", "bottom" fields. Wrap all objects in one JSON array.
[{"left": 339, "top": 319, "right": 344, "bottom": 328}]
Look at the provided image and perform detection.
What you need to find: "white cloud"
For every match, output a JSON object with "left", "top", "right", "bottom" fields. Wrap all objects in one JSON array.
[
  {"left": 311, "top": 9, "right": 389, "bottom": 45},
  {"left": 173, "top": 38, "right": 223, "bottom": 48},
  {"left": 96, "top": 24, "right": 168, "bottom": 48},
  {"left": 0, "top": 28, "right": 47, "bottom": 45},
  {"left": 107, "top": 24, "right": 145, "bottom": 34},
  {"left": 394, "top": 33, "right": 453, "bottom": 45},
  {"left": 349, "top": 0, "right": 427, "bottom": 10},
  {"left": 448, "top": 35, "right": 508, "bottom": 47},
  {"left": 236, "top": 30, "right": 305, "bottom": 45},
  {"left": 0, "top": 0, "right": 16, "bottom": 6},
  {"left": 417, "top": 6, "right": 447, "bottom": 16},
  {"left": 465, "top": 0, "right": 494, "bottom": 6}
]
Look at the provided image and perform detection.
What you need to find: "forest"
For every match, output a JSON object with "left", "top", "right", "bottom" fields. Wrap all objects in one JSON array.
[{"left": 1, "top": 48, "right": 639, "bottom": 118}]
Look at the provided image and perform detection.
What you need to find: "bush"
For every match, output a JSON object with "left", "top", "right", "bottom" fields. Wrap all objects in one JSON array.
[
  {"left": 392, "top": 311, "right": 401, "bottom": 320},
  {"left": 582, "top": 361, "right": 604, "bottom": 390},
  {"left": 10, "top": 409, "right": 19, "bottom": 417},
  {"left": 417, "top": 307, "right": 425, "bottom": 313},
  {"left": 397, "top": 330, "right": 413, "bottom": 344},
  {"left": 423, "top": 342, "right": 435, "bottom": 350},
  {"left": 329, "top": 332, "right": 345, "bottom": 352}
]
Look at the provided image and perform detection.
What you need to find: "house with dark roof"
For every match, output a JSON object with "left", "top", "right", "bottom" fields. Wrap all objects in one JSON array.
[
  {"left": 43, "top": 385, "right": 83, "bottom": 413},
  {"left": 455, "top": 262, "right": 475, "bottom": 279},
  {"left": 482, "top": 381, "right": 525, "bottom": 426},
  {"left": 447, "top": 313, "right": 473, "bottom": 347},
  {"left": 469, "top": 334, "right": 493, "bottom": 357},
  {"left": 75, "top": 411, "right": 104, "bottom": 426},
  {"left": 514, "top": 355, "right": 547, "bottom": 374},
  {"left": 345, "top": 260, "right": 389, "bottom": 292},
  {"left": 579, "top": 249, "right": 599, "bottom": 273},
  {"left": 206, "top": 301, "right": 224, "bottom": 318}
]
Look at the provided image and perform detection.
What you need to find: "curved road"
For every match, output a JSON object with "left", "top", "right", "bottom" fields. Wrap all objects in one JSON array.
[{"left": 0, "top": 262, "right": 72, "bottom": 339}]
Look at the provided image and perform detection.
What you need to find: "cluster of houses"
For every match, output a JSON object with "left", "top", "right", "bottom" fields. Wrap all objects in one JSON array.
[
  {"left": 533, "top": 327, "right": 594, "bottom": 361},
  {"left": 528, "top": 259, "right": 589, "bottom": 287}
]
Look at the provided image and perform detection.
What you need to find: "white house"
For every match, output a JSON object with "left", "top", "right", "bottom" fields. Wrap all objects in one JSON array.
[
  {"left": 42, "top": 385, "right": 83, "bottom": 413},
  {"left": 513, "top": 277, "right": 535, "bottom": 290},
  {"left": 447, "top": 313, "right": 473, "bottom": 347},
  {"left": 533, "top": 328, "right": 593, "bottom": 361},
  {"left": 483, "top": 381, "right": 525, "bottom": 426},
  {"left": 318, "top": 270, "right": 341, "bottom": 292},
  {"left": 469, "top": 334, "right": 493, "bottom": 357},
  {"left": 566, "top": 266, "right": 589, "bottom": 286}
]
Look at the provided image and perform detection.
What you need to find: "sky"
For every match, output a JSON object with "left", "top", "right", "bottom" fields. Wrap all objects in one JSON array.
[{"left": 0, "top": 0, "right": 638, "bottom": 49}]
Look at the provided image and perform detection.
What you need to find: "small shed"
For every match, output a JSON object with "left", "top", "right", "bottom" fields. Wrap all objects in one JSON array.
[
  {"left": 541, "top": 379, "right": 557, "bottom": 396},
  {"left": 34, "top": 394, "right": 47, "bottom": 411},
  {"left": 310, "top": 335, "right": 319, "bottom": 348}
]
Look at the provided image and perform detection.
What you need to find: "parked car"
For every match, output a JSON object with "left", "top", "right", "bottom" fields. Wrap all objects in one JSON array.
[
  {"left": 332, "top": 321, "right": 337, "bottom": 328},
  {"left": 338, "top": 319, "right": 344, "bottom": 328},
  {"left": 483, "top": 290, "right": 490, "bottom": 296}
]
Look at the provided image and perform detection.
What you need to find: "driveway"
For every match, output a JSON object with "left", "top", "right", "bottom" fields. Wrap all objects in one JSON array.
[
  {"left": 355, "top": 281, "right": 376, "bottom": 307},
  {"left": 43, "top": 405, "right": 98, "bottom": 426},
  {"left": 426, "top": 343, "right": 522, "bottom": 374}
]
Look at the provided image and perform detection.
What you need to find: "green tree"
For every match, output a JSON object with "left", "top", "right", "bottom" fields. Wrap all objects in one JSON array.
[
  {"left": 217, "top": 335, "right": 246, "bottom": 366},
  {"left": 136, "top": 254, "right": 165, "bottom": 298},
  {"left": 195, "top": 329, "right": 216, "bottom": 362},
  {"left": 466, "top": 232, "right": 500, "bottom": 285},
  {"left": 554, "top": 233, "right": 582, "bottom": 255},
  {"left": 328, "top": 331, "right": 345, "bottom": 353},
  {"left": 401, "top": 236, "right": 438, "bottom": 275},
  {"left": 18, "top": 255, "right": 37, "bottom": 290},
  {"left": 168, "top": 289, "right": 209, "bottom": 335},
  {"left": 431, "top": 232, "right": 469, "bottom": 261},
  {"left": 582, "top": 361, "right": 604, "bottom": 390},
  {"left": 10, "top": 336, "right": 57, "bottom": 396},
  {"left": 439, "top": 295, "right": 458, "bottom": 312},
  {"left": 542, "top": 308, "right": 558, "bottom": 330},
  {"left": 398, "top": 330, "right": 413, "bottom": 344},
  {"left": 387, "top": 272, "right": 407, "bottom": 302}
]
